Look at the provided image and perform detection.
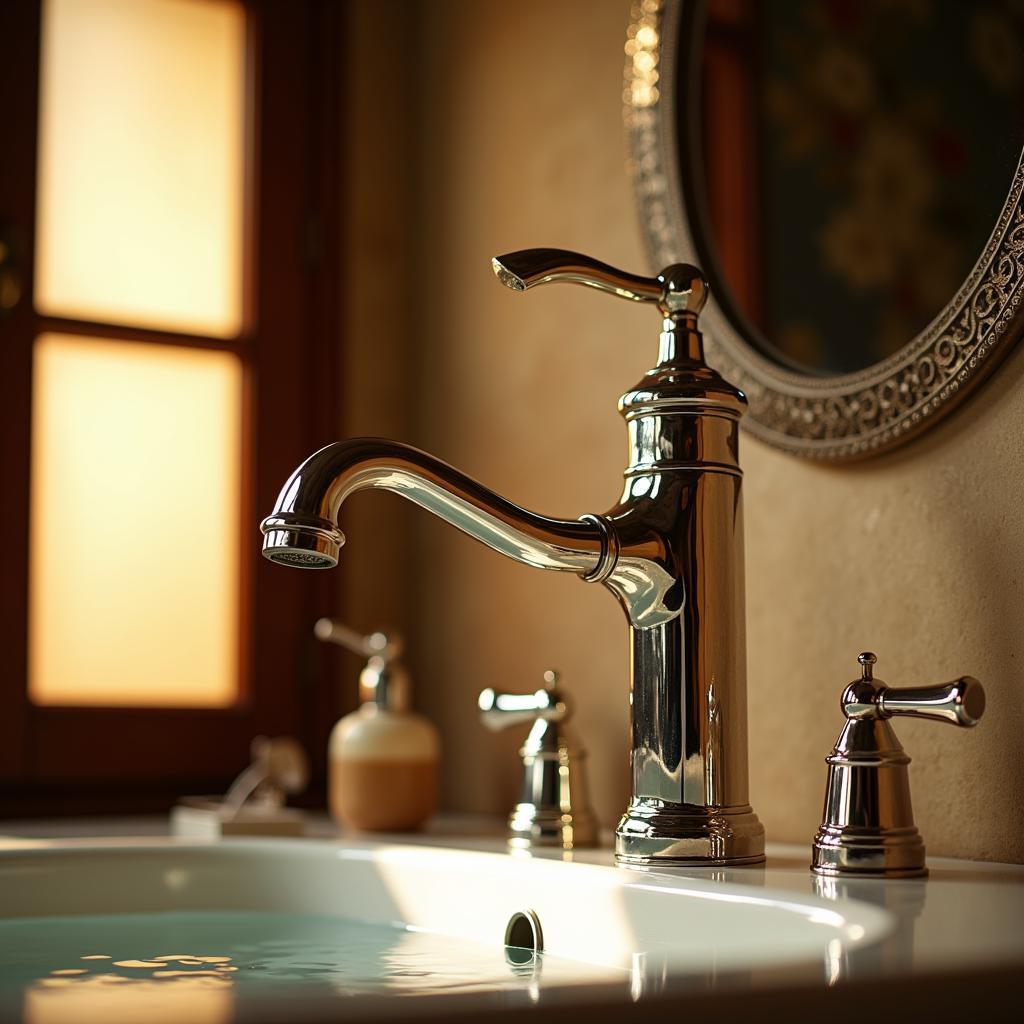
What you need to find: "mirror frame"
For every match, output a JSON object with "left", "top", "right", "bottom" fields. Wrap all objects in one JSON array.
[{"left": 626, "top": 0, "right": 1024, "bottom": 461}]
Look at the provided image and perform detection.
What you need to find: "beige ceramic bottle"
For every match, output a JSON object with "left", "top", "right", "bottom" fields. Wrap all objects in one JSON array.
[{"left": 315, "top": 619, "right": 439, "bottom": 832}]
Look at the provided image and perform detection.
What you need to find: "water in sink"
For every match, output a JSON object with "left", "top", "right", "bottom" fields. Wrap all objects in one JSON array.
[{"left": 0, "top": 909, "right": 604, "bottom": 1022}]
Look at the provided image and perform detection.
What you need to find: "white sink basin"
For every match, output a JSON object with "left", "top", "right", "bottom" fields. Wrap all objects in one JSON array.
[{"left": 0, "top": 836, "right": 890, "bottom": 1022}]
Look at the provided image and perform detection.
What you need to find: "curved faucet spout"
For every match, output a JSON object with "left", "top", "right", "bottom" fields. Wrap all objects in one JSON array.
[{"left": 260, "top": 438, "right": 607, "bottom": 576}]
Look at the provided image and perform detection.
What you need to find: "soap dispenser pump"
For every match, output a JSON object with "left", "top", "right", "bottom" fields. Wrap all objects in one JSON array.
[{"left": 315, "top": 619, "right": 439, "bottom": 832}]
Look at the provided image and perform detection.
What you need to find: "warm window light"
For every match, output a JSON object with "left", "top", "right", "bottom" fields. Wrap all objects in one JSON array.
[
  {"left": 35, "top": 0, "right": 246, "bottom": 337},
  {"left": 29, "top": 335, "right": 242, "bottom": 707}
]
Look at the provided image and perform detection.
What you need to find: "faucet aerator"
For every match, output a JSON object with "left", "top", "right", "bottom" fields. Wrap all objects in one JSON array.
[
  {"left": 260, "top": 515, "right": 344, "bottom": 569},
  {"left": 265, "top": 547, "right": 337, "bottom": 569}
]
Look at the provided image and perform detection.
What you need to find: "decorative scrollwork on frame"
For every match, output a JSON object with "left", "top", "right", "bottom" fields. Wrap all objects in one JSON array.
[{"left": 625, "top": 0, "right": 1024, "bottom": 461}]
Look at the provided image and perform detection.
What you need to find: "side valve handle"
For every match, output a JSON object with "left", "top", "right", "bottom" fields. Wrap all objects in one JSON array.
[
  {"left": 492, "top": 248, "right": 709, "bottom": 319},
  {"left": 478, "top": 669, "right": 567, "bottom": 732},
  {"left": 477, "top": 670, "right": 597, "bottom": 851},
  {"left": 841, "top": 652, "right": 985, "bottom": 728},
  {"left": 812, "top": 651, "right": 985, "bottom": 878}
]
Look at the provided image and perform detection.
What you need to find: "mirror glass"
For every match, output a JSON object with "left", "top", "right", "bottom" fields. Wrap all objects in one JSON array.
[{"left": 693, "top": 0, "right": 1024, "bottom": 375}]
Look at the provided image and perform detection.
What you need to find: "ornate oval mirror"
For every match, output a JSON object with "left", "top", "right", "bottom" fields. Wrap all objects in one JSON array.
[{"left": 626, "top": 0, "right": 1024, "bottom": 460}]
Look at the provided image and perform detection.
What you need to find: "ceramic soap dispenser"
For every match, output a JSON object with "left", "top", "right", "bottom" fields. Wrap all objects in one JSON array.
[{"left": 315, "top": 619, "right": 439, "bottom": 832}]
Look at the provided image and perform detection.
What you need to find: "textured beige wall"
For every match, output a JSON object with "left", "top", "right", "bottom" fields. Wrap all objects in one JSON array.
[{"left": 345, "top": 0, "right": 1024, "bottom": 862}]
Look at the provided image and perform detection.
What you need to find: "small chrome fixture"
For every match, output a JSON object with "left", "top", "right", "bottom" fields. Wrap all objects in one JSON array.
[
  {"left": 479, "top": 669, "right": 597, "bottom": 851},
  {"left": 812, "top": 652, "right": 985, "bottom": 878},
  {"left": 261, "top": 249, "right": 764, "bottom": 865}
]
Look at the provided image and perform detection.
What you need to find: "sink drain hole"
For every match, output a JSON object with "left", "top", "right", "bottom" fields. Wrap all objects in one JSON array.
[{"left": 504, "top": 909, "right": 543, "bottom": 961}]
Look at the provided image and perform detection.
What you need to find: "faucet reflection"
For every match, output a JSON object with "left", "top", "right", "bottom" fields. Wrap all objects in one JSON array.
[{"left": 261, "top": 250, "right": 764, "bottom": 866}]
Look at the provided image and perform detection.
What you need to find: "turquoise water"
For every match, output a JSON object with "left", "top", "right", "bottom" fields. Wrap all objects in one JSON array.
[{"left": 0, "top": 910, "right": 576, "bottom": 1022}]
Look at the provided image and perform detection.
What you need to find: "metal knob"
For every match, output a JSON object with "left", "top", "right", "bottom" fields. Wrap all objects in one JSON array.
[
  {"left": 812, "top": 652, "right": 985, "bottom": 878},
  {"left": 478, "top": 670, "right": 598, "bottom": 851}
]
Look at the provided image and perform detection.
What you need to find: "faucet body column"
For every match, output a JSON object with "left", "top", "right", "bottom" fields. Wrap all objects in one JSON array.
[
  {"left": 611, "top": 467, "right": 761, "bottom": 862},
  {"left": 598, "top": 364, "right": 762, "bottom": 864}
]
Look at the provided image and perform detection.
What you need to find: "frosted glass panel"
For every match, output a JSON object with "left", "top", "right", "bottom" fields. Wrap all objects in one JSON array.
[
  {"left": 29, "top": 334, "right": 242, "bottom": 707},
  {"left": 35, "top": 0, "right": 245, "bottom": 337}
]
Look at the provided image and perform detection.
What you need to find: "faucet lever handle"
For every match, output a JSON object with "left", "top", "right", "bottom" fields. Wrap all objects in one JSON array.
[
  {"left": 814, "top": 652, "right": 984, "bottom": 877},
  {"left": 478, "top": 670, "right": 568, "bottom": 732},
  {"left": 841, "top": 652, "right": 985, "bottom": 727},
  {"left": 478, "top": 670, "right": 597, "bottom": 850},
  {"left": 492, "top": 248, "right": 708, "bottom": 318},
  {"left": 876, "top": 679, "right": 985, "bottom": 727}
]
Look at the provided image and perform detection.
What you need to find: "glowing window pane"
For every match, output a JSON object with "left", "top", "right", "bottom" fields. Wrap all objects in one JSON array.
[
  {"left": 29, "top": 334, "right": 242, "bottom": 707},
  {"left": 35, "top": 0, "right": 245, "bottom": 337}
]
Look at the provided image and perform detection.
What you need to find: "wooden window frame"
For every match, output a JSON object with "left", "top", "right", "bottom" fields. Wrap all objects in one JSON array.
[{"left": 0, "top": 0, "right": 344, "bottom": 815}]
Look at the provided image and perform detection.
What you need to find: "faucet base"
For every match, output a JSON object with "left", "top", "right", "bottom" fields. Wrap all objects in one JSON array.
[{"left": 614, "top": 800, "right": 765, "bottom": 865}]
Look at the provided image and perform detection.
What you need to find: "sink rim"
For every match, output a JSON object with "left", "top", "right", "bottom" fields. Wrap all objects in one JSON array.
[
  {"left": 1, "top": 833, "right": 1022, "bottom": 1023},
  {"left": 0, "top": 835, "right": 894, "bottom": 964}
]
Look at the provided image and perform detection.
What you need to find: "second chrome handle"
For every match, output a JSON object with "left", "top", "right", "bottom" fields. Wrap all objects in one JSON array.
[
  {"left": 477, "top": 670, "right": 597, "bottom": 850},
  {"left": 842, "top": 652, "right": 985, "bottom": 728},
  {"left": 478, "top": 669, "right": 566, "bottom": 731},
  {"left": 814, "top": 651, "right": 985, "bottom": 878},
  {"left": 878, "top": 678, "right": 985, "bottom": 727}
]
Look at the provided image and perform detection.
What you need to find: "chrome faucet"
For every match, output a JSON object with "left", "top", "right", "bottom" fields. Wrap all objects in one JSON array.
[{"left": 261, "top": 249, "right": 765, "bottom": 865}]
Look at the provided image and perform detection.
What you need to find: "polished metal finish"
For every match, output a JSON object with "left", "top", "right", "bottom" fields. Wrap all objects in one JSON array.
[
  {"left": 812, "top": 652, "right": 985, "bottom": 878},
  {"left": 261, "top": 248, "right": 764, "bottom": 865},
  {"left": 261, "top": 440, "right": 604, "bottom": 576},
  {"left": 315, "top": 618, "right": 410, "bottom": 712},
  {"left": 492, "top": 248, "right": 707, "bottom": 317},
  {"left": 479, "top": 670, "right": 598, "bottom": 851}
]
